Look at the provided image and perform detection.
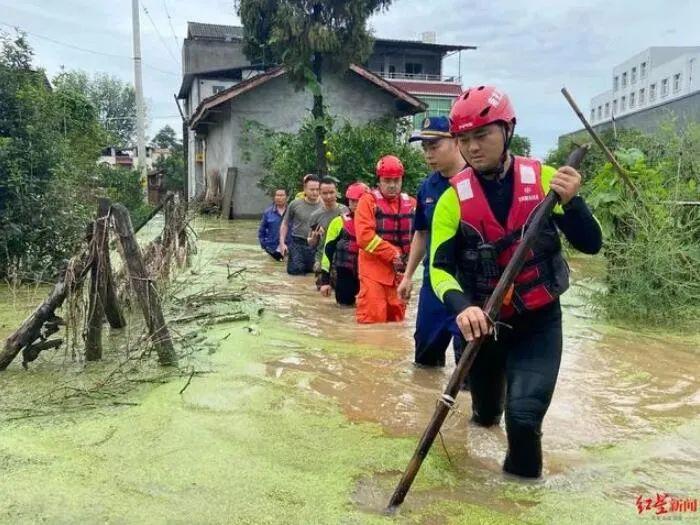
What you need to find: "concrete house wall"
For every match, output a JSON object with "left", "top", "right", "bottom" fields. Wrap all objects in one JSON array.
[{"left": 202, "top": 69, "right": 406, "bottom": 218}]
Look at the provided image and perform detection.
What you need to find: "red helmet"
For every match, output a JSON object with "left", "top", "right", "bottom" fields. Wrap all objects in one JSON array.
[
  {"left": 449, "top": 85, "right": 516, "bottom": 134},
  {"left": 375, "top": 155, "right": 404, "bottom": 179},
  {"left": 345, "top": 182, "right": 369, "bottom": 200}
]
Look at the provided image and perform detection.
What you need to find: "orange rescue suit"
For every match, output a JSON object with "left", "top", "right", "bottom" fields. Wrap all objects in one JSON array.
[{"left": 354, "top": 190, "right": 416, "bottom": 324}]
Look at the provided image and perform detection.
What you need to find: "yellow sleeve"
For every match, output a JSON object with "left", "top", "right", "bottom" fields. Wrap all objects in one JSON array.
[
  {"left": 429, "top": 188, "right": 464, "bottom": 301},
  {"left": 321, "top": 216, "right": 343, "bottom": 272},
  {"left": 541, "top": 164, "right": 564, "bottom": 215}
]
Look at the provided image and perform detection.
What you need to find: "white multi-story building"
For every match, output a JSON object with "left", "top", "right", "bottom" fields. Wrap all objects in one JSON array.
[{"left": 589, "top": 47, "right": 700, "bottom": 124}]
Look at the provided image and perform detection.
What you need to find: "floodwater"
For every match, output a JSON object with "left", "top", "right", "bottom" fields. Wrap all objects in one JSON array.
[
  {"left": 203, "top": 220, "right": 700, "bottom": 521},
  {"left": 1, "top": 217, "right": 699, "bottom": 524}
]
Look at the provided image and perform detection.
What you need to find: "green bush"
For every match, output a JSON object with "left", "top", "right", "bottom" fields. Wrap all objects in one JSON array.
[
  {"left": 548, "top": 122, "right": 700, "bottom": 326},
  {"left": 241, "top": 116, "right": 427, "bottom": 197},
  {"left": 0, "top": 31, "right": 151, "bottom": 280}
]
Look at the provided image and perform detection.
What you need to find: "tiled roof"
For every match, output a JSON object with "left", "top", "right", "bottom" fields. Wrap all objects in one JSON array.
[{"left": 187, "top": 22, "right": 244, "bottom": 40}]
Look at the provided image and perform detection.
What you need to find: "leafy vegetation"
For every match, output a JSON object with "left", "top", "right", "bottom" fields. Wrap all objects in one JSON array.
[
  {"left": 0, "top": 32, "right": 151, "bottom": 280},
  {"left": 547, "top": 122, "right": 700, "bottom": 325},
  {"left": 241, "top": 115, "right": 427, "bottom": 196}
]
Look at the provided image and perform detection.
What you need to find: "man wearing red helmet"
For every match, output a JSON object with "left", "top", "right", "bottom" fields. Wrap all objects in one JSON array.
[
  {"left": 430, "top": 86, "right": 602, "bottom": 478},
  {"left": 354, "top": 155, "right": 416, "bottom": 324},
  {"left": 318, "top": 182, "right": 368, "bottom": 306}
]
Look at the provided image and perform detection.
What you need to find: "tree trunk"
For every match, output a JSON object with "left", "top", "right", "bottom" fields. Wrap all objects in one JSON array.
[
  {"left": 0, "top": 252, "right": 90, "bottom": 371},
  {"left": 312, "top": 50, "right": 328, "bottom": 177},
  {"left": 85, "top": 218, "right": 105, "bottom": 361},
  {"left": 111, "top": 204, "right": 177, "bottom": 366}
]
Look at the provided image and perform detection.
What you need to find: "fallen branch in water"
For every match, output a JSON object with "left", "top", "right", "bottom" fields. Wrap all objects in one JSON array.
[
  {"left": 179, "top": 368, "right": 196, "bottom": 394},
  {"left": 177, "top": 291, "right": 245, "bottom": 305},
  {"left": 227, "top": 265, "right": 247, "bottom": 279},
  {"left": 202, "top": 313, "right": 250, "bottom": 326}
]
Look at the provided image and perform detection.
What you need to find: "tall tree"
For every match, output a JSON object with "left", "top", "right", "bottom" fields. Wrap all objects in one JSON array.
[
  {"left": 152, "top": 125, "right": 179, "bottom": 149},
  {"left": 235, "top": 0, "right": 393, "bottom": 175},
  {"left": 53, "top": 70, "right": 140, "bottom": 146},
  {"left": 510, "top": 134, "right": 532, "bottom": 157}
]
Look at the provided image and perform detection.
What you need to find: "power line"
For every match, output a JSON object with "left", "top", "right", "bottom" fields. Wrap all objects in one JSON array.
[
  {"left": 162, "top": 0, "right": 181, "bottom": 56},
  {"left": 0, "top": 21, "right": 179, "bottom": 77},
  {"left": 140, "top": 1, "right": 179, "bottom": 66}
]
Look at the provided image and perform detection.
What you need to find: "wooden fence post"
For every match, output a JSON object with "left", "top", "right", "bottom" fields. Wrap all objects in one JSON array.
[
  {"left": 85, "top": 214, "right": 105, "bottom": 361},
  {"left": 98, "top": 199, "right": 126, "bottom": 329},
  {"left": 111, "top": 204, "right": 177, "bottom": 366}
]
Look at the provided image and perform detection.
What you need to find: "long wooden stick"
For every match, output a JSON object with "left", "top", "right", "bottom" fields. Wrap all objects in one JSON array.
[
  {"left": 561, "top": 87, "right": 640, "bottom": 197},
  {"left": 386, "top": 145, "right": 590, "bottom": 512}
]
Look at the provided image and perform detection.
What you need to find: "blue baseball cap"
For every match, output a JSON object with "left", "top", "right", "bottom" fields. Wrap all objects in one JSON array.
[{"left": 408, "top": 116, "right": 453, "bottom": 142}]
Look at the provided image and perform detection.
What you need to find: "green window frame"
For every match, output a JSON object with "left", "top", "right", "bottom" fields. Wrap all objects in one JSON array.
[{"left": 412, "top": 96, "right": 456, "bottom": 130}]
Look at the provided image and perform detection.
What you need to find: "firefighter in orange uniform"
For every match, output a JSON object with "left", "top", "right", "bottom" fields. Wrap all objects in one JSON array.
[{"left": 354, "top": 155, "right": 416, "bottom": 323}]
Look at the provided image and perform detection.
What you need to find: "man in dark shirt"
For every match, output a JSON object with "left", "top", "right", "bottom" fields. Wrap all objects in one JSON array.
[
  {"left": 258, "top": 188, "right": 289, "bottom": 261},
  {"left": 430, "top": 86, "right": 602, "bottom": 479},
  {"left": 397, "top": 117, "right": 466, "bottom": 367}
]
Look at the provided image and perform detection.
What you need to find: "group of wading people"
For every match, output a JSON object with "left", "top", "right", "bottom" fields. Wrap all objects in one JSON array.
[{"left": 257, "top": 86, "right": 602, "bottom": 479}]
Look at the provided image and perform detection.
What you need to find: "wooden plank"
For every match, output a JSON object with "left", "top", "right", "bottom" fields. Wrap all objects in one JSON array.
[{"left": 220, "top": 167, "right": 238, "bottom": 220}]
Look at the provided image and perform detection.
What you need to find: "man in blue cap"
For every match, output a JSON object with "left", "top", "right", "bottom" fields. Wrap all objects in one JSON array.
[{"left": 398, "top": 116, "right": 467, "bottom": 368}]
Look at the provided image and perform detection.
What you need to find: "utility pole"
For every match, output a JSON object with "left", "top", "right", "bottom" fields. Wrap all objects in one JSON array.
[{"left": 132, "top": 0, "right": 148, "bottom": 200}]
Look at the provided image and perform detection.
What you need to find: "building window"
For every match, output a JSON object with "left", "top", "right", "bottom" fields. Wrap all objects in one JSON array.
[
  {"left": 661, "top": 78, "right": 669, "bottom": 96},
  {"left": 622, "top": 72, "right": 628, "bottom": 87},
  {"left": 630, "top": 92, "right": 635, "bottom": 108},
  {"left": 613, "top": 76, "right": 619, "bottom": 91},
  {"left": 631, "top": 67, "right": 637, "bottom": 84},
  {"left": 590, "top": 109, "right": 595, "bottom": 121},
  {"left": 212, "top": 85, "right": 226, "bottom": 94},
  {"left": 621, "top": 96, "right": 626, "bottom": 110},
  {"left": 650, "top": 83, "right": 656, "bottom": 101},
  {"left": 612, "top": 99, "right": 618, "bottom": 113},
  {"left": 639, "top": 88, "right": 645, "bottom": 105},
  {"left": 412, "top": 96, "right": 455, "bottom": 130},
  {"left": 673, "top": 73, "right": 682, "bottom": 92},
  {"left": 596, "top": 106, "right": 601, "bottom": 120},
  {"left": 405, "top": 62, "right": 423, "bottom": 75},
  {"left": 641, "top": 61, "right": 647, "bottom": 79},
  {"left": 605, "top": 102, "right": 610, "bottom": 117}
]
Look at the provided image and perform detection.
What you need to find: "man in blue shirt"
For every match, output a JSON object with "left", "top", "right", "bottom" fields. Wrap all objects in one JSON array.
[
  {"left": 397, "top": 117, "right": 466, "bottom": 367},
  {"left": 258, "top": 188, "right": 289, "bottom": 261}
]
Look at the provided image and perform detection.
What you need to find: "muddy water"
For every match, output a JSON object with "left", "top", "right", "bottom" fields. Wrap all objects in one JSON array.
[
  {"left": 203, "top": 219, "right": 700, "bottom": 518},
  {"left": 2, "top": 217, "right": 698, "bottom": 523}
]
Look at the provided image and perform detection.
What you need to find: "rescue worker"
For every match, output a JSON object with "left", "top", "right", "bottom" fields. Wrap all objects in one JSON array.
[
  {"left": 430, "top": 86, "right": 602, "bottom": 478},
  {"left": 319, "top": 182, "right": 368, "bottom": 306},
  {"left": 397, "top": 117, "right": 466, "bottom": 367},
  {"left": 308, "top": 176, "right": 349, "bottom": 287},
  {"left": 258, "top": 187, "right": 289, "bottom": 261},
  {"left": 355, "top": 155, "right": 416, "bottom": 324},
  {"left": 278, "top": 174, "right": 322, "bottom": 275}
]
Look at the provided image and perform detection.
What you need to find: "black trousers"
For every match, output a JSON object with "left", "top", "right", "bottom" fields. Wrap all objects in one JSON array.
[
  {"left": 466, "top": 301, "right": 563, "bottom": 478},
  {"left": 287, "top": 237, "right": 316, "bottom": 275},
  {"left": 334, "top": 267, "right": 359, "bottom": 306}
]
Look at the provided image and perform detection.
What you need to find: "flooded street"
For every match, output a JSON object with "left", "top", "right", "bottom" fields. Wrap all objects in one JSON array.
[
  {"left": 1, "top": 216, "right": 699, "bottom": 524},
  {"left": 205, "top": 219, "right": 700, "bottom": 520}
]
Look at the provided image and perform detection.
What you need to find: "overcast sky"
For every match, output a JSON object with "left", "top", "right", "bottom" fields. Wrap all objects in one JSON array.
[{"left": 2, "top": 0, "right": 699, "bottom": 157}]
